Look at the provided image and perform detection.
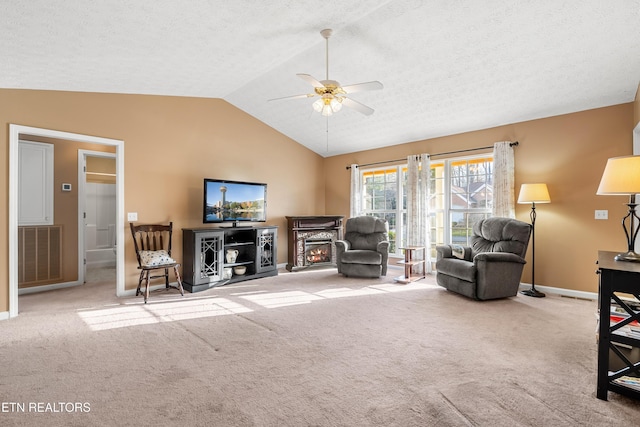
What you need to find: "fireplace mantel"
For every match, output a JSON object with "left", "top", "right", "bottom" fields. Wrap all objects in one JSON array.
[{"left": 285, "top": 216, "right": 344, "bottom": 272}]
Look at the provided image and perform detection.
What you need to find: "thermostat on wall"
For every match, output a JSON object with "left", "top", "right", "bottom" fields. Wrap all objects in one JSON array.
[{"left": 62, "top": 183, "right": 72, "bottom": 192}]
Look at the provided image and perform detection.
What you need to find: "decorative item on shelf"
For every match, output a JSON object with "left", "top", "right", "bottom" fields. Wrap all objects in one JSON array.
[
  {"left": 223, "top": 267, "right": 233, "bottom": 280},
  {"left": 226, "top": 249, "right": 238, "bottom": 264},
  {"left": 233, "top": 266, "right": 246, "bottom": 276},
  {"left": 597, "top": 155, "right": 640, "bottom": 262},
  {"left": 517, "top": 183, "right": 551, "bottom": 298}
]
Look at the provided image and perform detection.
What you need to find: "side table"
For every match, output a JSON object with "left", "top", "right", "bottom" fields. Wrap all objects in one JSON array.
[{"left": 395, "top": 246, "right": 426, "bottom": 284}]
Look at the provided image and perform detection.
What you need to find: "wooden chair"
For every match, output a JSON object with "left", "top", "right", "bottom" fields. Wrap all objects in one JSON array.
[{"left": 129, "top": 222, "right": 184, "bottom": 303}]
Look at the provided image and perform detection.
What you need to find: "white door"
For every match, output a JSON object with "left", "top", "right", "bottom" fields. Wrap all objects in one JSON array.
[
  {"left": 18, "top": 141, "right": 53, "bottom": 225},
  {"left": 79, "top": 150, "right": 117, "bottom": 284}
]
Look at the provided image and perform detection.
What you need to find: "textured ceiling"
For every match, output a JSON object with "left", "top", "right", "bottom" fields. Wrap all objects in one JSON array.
[{"left": 2, "top": 1, "right": 640, "bottom": 157}]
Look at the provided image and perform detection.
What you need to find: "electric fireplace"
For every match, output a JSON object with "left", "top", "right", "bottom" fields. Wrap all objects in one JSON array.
[{"left": 285, "top": 216, "right": 343, "bottom": 271}]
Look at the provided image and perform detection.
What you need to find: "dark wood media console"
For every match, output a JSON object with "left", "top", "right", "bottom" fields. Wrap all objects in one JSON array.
[
  {"left": 286, "top": 216, "right": 343, "bottom": 271},
  {"left": 182, "top": 225, "right": 277, "bottom": 292}
]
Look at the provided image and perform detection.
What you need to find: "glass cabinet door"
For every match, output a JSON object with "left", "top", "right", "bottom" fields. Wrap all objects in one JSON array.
[
  {"left": 196, "top": 232, "right": 223, "bottom": 285},
  {"left": 256, "top": 228, "right": 277, "bottom": 274}
]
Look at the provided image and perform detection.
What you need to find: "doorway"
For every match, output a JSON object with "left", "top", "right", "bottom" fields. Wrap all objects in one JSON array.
[
  {"left": 79, "top": 150, "right": 117, "bottom": 286},
  {"left": 9, "top": 125, "right": 125, "bottom": 318}
]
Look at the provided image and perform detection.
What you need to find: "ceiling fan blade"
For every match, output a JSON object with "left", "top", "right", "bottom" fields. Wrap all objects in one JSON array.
[
  {"left": 268, "top": 93, "right": 314, "bottom": 102},
  {"left": 341, "top": 80, "right": 383, "bottom": 94},
  {"left": 342, "top": 97, "right": 375, "bottom": 116},
  {"left": 297, "top": 73, "right": 325, "bottom": 88}
]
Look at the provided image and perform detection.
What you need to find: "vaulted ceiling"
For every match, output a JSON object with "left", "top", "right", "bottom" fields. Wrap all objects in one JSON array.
[{"left": 2, "top": 1, "right": 639, "bottom": 156}]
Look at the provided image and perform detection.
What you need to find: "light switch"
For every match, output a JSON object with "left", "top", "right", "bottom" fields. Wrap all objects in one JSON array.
[
  {"left": 595, "top": 210, "right": 608, "bottom": 220},
  {"left": 127, "top": 212, "right": 138, "bottom": 222}
]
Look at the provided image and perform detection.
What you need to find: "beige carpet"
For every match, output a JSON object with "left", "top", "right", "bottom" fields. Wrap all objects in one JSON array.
[{"left": 2, "top": 267, "right": 640, "bottom": 426}]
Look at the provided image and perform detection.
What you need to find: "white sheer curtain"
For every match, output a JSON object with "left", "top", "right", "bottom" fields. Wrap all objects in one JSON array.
[
  {"left": 406, "top": 154, "right": 432, "bottom": 273},
  {"left": 492, "top": 142, "right": 515, "bottom": 218},
  {"left": 349, "top": 164, "right": 362, "bottom": 218}
]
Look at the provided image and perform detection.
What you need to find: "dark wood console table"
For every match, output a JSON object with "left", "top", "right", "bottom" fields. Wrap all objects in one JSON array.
[
  {"left": 285, "top": 216, "right": 343, "bottom": 271},
  {"left": 182, "top": 226, "right": 277, "bottom": 292},
  {"left": 596, "top": 250, "right": 640, "bottom": 400}
]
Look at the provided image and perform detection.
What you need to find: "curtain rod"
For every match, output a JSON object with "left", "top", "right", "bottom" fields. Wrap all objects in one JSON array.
[{"left": 345, "top": 141, "right": 519, "bottom": 170}]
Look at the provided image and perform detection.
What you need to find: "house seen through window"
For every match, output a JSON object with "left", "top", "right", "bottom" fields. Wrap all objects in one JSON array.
[{"left": 360, "top": 155, "right": 493, "bottom": 260}]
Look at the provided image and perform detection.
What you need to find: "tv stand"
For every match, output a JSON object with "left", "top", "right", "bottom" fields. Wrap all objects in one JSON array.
[{"left": 182, "top": 225, "right": 277, "bottom": 292}]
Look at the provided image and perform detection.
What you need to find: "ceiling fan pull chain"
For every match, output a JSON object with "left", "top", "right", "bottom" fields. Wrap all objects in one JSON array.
[{"left": 326, "top": 117, "right": 329, "bottom": 152}]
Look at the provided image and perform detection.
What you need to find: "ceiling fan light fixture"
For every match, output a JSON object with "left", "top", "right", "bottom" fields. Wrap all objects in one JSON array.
[
  {"left": 321, "top": 101, "right": 333, "bottom": 116},
  {"left": 314, "top": 95, "right": 341, "bottom": 116},
  {"left": 312, "top": 98, "right": 324, "bottom": 113},
  {"left": 271, "top": 28, "right": 382, "bottom": 118},
  {"left": 330, "top": 97, "right": 342, "bottom": 112}
]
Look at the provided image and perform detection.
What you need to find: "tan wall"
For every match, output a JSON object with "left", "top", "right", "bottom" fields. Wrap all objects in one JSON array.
[
  {"left": 86, "top": 156, "right": 116, "bottom": 184},
  {"left": 0, "top": 89, "right": 325, "bottom": 313},
  {"left": 324, "top": 103, "right": 635, "bottom": 294}
]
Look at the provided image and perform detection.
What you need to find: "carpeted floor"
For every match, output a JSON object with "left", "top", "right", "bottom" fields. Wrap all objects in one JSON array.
[{"left": 2, "top": 267, "right": 640, "bottom": 426}]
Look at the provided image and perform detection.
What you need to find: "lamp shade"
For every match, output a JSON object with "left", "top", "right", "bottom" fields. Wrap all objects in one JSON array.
[
  {"left": 597, "top": 155, "right": 640, "bottom": 195},
  {"left": 518, "top": 183, "right": 551, "bottom": 204}
]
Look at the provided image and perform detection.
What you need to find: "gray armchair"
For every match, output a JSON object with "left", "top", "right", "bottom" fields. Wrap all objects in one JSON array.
[
  {"left": 336, "top": 216, "right": 390, "bottom": 278},
  {"left": 435, "top": 217, "right": 531, "bottom": 300}
]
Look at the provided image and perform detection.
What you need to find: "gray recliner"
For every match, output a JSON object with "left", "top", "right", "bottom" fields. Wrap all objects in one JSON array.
[
  {"left": 336, "top": 216, "right": 390, "bottom": 278},
  {"left": 435, "top": 217, "right": 531, "bottom": 300}
]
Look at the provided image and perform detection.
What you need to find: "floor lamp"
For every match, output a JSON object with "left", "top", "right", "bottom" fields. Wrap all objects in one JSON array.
[
  {"left": 517, "top": 183, "right": 551, "bottom": 298},
  {"left": 597, "top": 155, "right": 640, "bottom": 262}
]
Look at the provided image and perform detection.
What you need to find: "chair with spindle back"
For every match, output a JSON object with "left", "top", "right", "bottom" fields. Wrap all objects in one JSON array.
[{"left": 129, "top": 222, "right": 184, "bottom": 303}]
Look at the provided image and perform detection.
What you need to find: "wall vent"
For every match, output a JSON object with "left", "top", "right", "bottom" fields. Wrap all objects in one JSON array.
[{"left": 18, "top": 225, "right": 62, "bottom": 287}]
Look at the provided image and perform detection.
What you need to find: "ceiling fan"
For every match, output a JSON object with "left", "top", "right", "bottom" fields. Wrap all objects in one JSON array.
[{"left": 269, "top": 28, "right": 383, "bottom": 116}]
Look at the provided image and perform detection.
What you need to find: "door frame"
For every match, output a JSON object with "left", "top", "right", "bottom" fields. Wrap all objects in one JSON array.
[
  {"left": 9, "top": 124, "right": 125, "bottom": 318},
  {"left": 633, "top": 121, "right": 640, "bottom": 255},
  {"left": 78, "top": 150, "right": 117, "bottom": 284}
]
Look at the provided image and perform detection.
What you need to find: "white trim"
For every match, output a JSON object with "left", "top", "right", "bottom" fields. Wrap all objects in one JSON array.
[
  {"left": 9, "top": 126, "right": 19, "bottom": 318},
  {"left": 19, "top": 280, "right": 82, "bottom": 295},
  {"left": 9, "top": 124, "right": 125, "bottom": 319},
  {"left": 519, "top": 283, "right": 597, "bottom": 301},
  {"left": 0, "top": 311, "right": 9, "bottom": 321},
  {"left": 632, "top": 121, "right": 640, "bottom": 155},
  {"left": 78, "top": 150, "right": 117, "bottom": 286},
  {"left": 633, "top": 122, "right": 640, "bottom": 254}
]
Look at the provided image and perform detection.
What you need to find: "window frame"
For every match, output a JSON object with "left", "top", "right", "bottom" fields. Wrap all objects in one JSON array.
[
  {"left": 432, "top": 155, "right": 494, "bottom": 249},
  {"left": 360, "top": 166, "right": 404, "bottom": 255},
  {"left": 359, "top": 154, "right": 493, "bottom": 257}
]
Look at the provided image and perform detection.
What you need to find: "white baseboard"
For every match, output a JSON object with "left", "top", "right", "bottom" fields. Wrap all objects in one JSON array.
[
  {"left": 0, "top": 311, "right": 9, "bottom": 321},
  {"left": 18, "top": 280, "right": 82, "bottom": 295},
  {"left": 518, "top": 282, "right": 597, "bottom": 301}
]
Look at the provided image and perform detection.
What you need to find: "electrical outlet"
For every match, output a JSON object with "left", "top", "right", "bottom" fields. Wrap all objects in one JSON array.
[
  {"left": 595, "top": 210, "right": 608, "bottom": 220},
  {"left": 127, "top": 212, "right": 138, "bottom": 222}
]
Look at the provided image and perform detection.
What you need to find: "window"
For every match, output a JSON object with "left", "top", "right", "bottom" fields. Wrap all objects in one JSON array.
[
  {"left": 432, "top": 157, "right": 493, "bottom": 255},
  {"left": 360, "top": 155, "right": 493, "bottom": 258},
  {"left": 361, "top": 167, "right": 402, "bottom": 254}
]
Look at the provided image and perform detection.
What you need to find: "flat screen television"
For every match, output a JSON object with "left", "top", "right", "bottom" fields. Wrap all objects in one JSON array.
[{"left": 203, "top": 178, "right": 267, "bottom": 225}]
